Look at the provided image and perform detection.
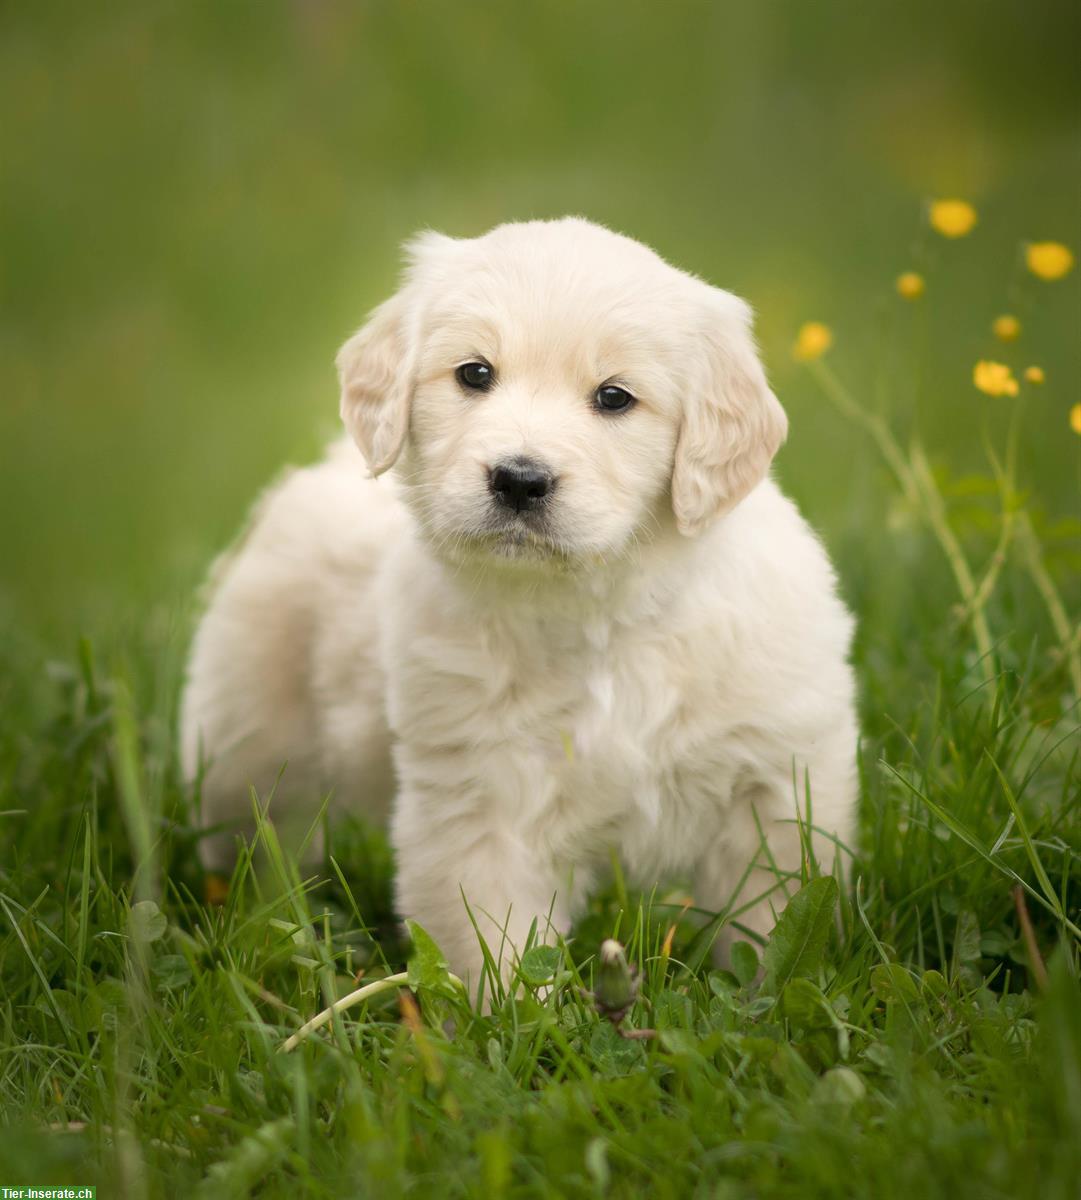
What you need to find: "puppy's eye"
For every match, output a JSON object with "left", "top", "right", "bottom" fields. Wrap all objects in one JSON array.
[
  {"left": 456, "top": 361, "right": 494, "bottom": 392},
  {"left": 594, "top": 384, "right": 636, "bottom": 414}
]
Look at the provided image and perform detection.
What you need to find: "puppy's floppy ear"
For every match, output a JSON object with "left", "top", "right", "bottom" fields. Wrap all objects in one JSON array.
[
  {"left": 671, "top": 289, "right": 788, "bottom": 536},
  {"left": 337, "top": 231, "right": 460, "bottom": 474},
  {"left": 337, "top": 291, "right": 416, "bottom": 475}
]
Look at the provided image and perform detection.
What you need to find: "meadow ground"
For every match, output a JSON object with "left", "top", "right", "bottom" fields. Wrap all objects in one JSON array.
[
  {"left": 1, "top": 5, "right": 1079, "bottom": 1197},
  {"left": 1, "top": 235, "right": 1078, "bottom": 1199}
]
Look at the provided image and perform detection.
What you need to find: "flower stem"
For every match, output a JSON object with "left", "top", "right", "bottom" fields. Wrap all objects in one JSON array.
[
  {"left": 966, "top": 418, "right": 1020, "bottom": 619},
  {"left": 280, "top": 970, "right": 466, "bottom": 1052},
  {"left": 1016, "top": 513, "right": 1081, "bottom": 697},
  {"left": 809, "top": 361, "right": 920, "bottom": 505},
  {"left": 907, "top": 443, "right": 995, "bottom": 684},
  {"left": 809, "top": 361, "right": 995, "bottom": 684}
]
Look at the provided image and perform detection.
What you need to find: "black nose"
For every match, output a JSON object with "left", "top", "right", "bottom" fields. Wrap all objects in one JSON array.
[{"left": 489, "top": 458, "right": 554, "bottom": 513}]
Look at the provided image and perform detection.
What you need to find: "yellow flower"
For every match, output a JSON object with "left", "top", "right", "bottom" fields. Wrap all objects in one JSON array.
[
  {"left": 1026, "top": 241, "right": 1074, "bottom": 281},
  {"left": 973, "top": 360, "right": 1018, "bottom": 397},
  {"left": 896, "top": 272, "right": 925, "bottom": 299},
  {"left": 1070, "top": 404, "right": 1081, "bottom": 435},
  {"left": 992, "top": 314, "right": 1021, "bottom": 342},
  {"left": 793, "top": 321, "right": 833, "bottom": 362},
  {"left": 929, "top": 199, "right": 978, "bottom": 238},
  {"left": 1023, "top": 365, "right": 1045, "bottom": 384}
]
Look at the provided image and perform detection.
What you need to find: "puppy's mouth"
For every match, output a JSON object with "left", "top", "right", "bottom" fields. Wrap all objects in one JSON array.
[
  {"left": 478, "top": 515, "right": 566, "bottom": 559},
  {"left": 451, "top": 511, "right": 572, "bottom": 563}
]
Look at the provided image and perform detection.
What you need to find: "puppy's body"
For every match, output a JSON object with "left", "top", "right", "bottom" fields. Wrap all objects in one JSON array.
[{"left": 182, "top": 218, "right": 857, "bottom": 987}]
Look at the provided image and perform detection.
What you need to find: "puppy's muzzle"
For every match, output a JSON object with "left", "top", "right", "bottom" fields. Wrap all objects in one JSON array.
[{"left": 488, "top": 457, "right": 555, "bottom": 514}]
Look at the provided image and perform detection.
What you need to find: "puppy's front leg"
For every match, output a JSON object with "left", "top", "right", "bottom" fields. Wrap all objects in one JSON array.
[
  {"left": 391, "top": 790, "right": 570, "bottom": 1001},
  {"left": 695, "top": 759, "right": 855, "bottom": 966}
]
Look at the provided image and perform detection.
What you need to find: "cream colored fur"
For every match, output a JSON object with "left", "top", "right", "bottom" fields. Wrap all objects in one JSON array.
[{"left": 180, "top": 217, "right": 857, "bottom": 992}]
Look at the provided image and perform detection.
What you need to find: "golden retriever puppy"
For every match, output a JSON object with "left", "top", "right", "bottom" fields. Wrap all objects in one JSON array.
[{"left": 181, "top": 218, "right": 857, "bottom": 989}]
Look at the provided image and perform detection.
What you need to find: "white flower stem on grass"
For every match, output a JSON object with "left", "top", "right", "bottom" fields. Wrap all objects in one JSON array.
[{"left": 280, "top": 971, "right": 466, "bottom": 1053}]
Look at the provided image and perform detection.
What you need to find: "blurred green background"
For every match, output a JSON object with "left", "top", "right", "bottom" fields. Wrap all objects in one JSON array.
[{"left": 2, "top": 0, "right": 1079, "bottom": 649}]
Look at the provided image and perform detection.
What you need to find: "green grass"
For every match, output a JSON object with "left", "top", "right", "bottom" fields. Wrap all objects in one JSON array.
[
  {"left": 0, "top": 608, "right": 1078, "bottom": 1197},
  {"left": 2, "top": 3, "right": 1080, "bottom": 1196}
]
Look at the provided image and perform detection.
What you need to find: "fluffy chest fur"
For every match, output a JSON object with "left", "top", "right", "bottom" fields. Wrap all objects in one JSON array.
[{"left": 375, "top": 485, "right": 841, "bottom": 887}]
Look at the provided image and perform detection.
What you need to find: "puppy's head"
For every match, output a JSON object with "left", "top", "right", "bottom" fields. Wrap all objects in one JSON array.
[{"left": 337, "top": 218, "right": 786, "bottom": 565}]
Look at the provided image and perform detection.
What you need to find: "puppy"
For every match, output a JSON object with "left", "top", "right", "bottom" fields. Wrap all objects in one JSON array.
[{"left": 180, "top": 217, "right": 857, "bottom": 989}]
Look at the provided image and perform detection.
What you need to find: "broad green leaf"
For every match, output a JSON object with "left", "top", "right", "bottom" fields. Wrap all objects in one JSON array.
[
  {"left": 782, "top": 977, "right": 850, "bottom": 1058},
  {"left": 658, "top": 1029, "right": 699, "bottom": 1055},
  {"left": 708, "top": 970, "right": 739, "bottom": 997},
  {"left": 152, "top": 953, "right": 193, "bottom": 989},
  {"left": 730, "top": 940, "right": 759, "bottom": 987},
  {"left": 587, "top": 1020, "right": 645, "bottom": 1076},
  {"left": 980, "top": 930, "right": 1013, "bottom": 957},
  {"left": 35, "top": 987, "right": 80, "bottom": 1031},
  {"left": 870, "top": 962, "right": 920, "bottom": 1003},
  {"left": 763, "top": 876, "right": 838, "bottom": 992},
  {"left": 737, "top": 1034, "right": 783, "bottom": 1063},
  {"left": 654, "top": 987, "right": 692, "bottom": 1029},
  {"left": 405, "top": 919, "right": 457, "bottom": 998},
  {"left": 953, "top": 909, "right": 982, "bottom": 964},
  {"left": 129, "top": 899, "right": 167, "bottom": 943},
  {"left": 952, "top": 909, "right": 982, "bottom": 984},
  {"left": 780, "top": 977, "right": 834, "bottom": 1028},
  {"left": 921, "top": 969, "right": 948, "bottom": 997},
  {"left": 89, "top": 978, "right": 128, "bottom": 1033},
  {"left": 518, "top": 944, "right": 562, "bottom": 986},
  {"left": 862, "top": 1042, "right": 893, "bottom": 1070}
]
